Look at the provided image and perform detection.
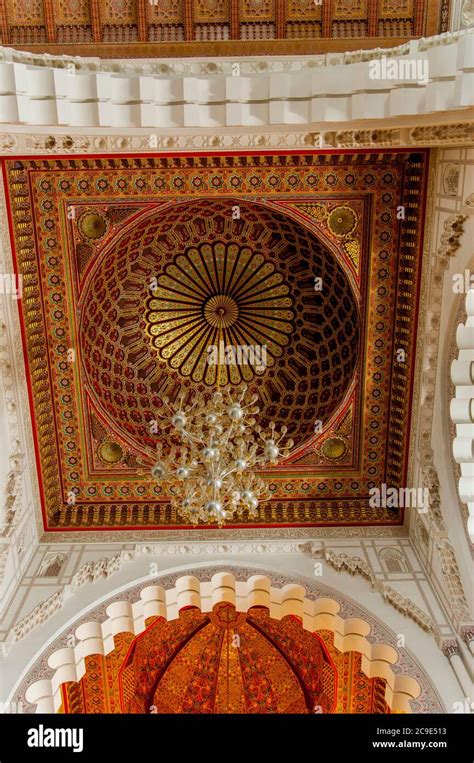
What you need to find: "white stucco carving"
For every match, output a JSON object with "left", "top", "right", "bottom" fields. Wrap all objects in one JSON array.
[
  {"left": 0, "top": 30, "right": 473, "bottom": 129},
  {"left": 451, "top": 288, "right": 474, "bottom": 542}
]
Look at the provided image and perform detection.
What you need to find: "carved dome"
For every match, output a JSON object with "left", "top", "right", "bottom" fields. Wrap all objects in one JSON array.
[
  {"left": 80, "top": 199, "right": 360, "bottom": 454},
  {"left": 121, "top": 603, "right": 336, "bottom": 714}
]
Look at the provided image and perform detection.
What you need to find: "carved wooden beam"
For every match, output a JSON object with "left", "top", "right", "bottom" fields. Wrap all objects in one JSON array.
[
  {"left": 137, "top": 0, "right": 148, "bottom": 42},
  {"left": 367, "top": 0, "right": 378, "bottom": 37},
  {"left": 43, "top": 0, "right": 56, "bottom": 44},
  {"left": 275, "top": 0, "right": 286, "bottom": 39},
  {"left": 90, "top": 0, "right": 102, "bottom": 44},
  {"left": 438, "top": 0, "right": 451, "bottom": 33},
  {"left": 426, "top": 0, "right": 443, "bottom": 36},
  {"left": 9, "top": 37, "right": 421, "bottom": 58},
  {"left": 413, "top": 0, "right": 426, "bottom": 37},
  {"left": 0, "top": 0, "right": 10, "bottom": 46},
  {"left": 230, "top": 0, "right": 240, "bottom": 40},
  {"left": 322, "top": 0, "right": 332, "bottom": 38},
  {"left": 184, "top": 0, "right": 194, "bottom": 42}
]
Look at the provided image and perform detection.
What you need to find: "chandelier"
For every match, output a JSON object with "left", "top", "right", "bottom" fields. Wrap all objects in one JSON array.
[{"left": 150, "top": 385, "right": 293, "bottom": 527}]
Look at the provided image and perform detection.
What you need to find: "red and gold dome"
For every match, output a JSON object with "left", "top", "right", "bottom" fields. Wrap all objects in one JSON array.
[
  {"left": 122, "top": 604, "right": 336, "bottom": 714},
  {"left": 79, "top": 198, "right": 360, "bottom": 456},
  {"left": 60, "top": 603, "right": 390, "bottom": 715}
]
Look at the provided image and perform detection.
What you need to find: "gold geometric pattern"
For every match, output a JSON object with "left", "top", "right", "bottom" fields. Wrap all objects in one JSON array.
[
  {"left": 343, "top": 239, "right": 360, "bottom": 269},
  {"left": 2, "top": 150, "right": 428, "bottom": 529},
  {"left": 321, "top": 437, "right": 347, "bottom": 461},
  {"left": 77, "top": 210, "right": 108, "bottom": 241},
  {"left": 81, "top": 197, "right": 360, "bottom": 453},
  {"left": 146, "top": 241, "right": 294, "bottom": 386}
]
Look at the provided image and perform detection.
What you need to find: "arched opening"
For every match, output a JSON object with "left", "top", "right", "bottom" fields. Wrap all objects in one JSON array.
[{"left": 23, "top": 571, "right": 428, "bottom": 714}]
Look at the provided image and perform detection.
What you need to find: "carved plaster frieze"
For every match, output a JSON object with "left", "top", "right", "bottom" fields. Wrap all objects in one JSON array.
[
  {"left": 322, "top": 548, "right": 376, "bottom": 585},
  {"left": 41, "top": 526, "right": 408, "bottom": 544},
  {"left": 416, "top": 214, "right": 467, "bottom": 532},
  {"left": 5, "top": 539, "right": 446, "bottom": 647},
  {"left": 0, "top": 29, "right": 466, "bottom": 75},
  {"left": 302, "top": 545, "right": 437, "bottom": 636},
  {"left": 11, "top": 589, "right": 64, "bottom": 642},
  {"left": 9, "top": 553, "right": 129, "bottom": 644},
  {"left": 0, "top": 42, "right": 414, "bottom": 76},
  {"left": 0, "top": 548, "right": 8, "bottom": 586},
  {"left": 0, "top": 467, "right": 23, "bottom": 537},
  {"left": 6, "top": 543, "right": 298, "bottom": 644},
  {"left": 0, "top": 123, "right": 473, "bottom": 157},
  {"left": 434, "top": 538, "right": 473, "bottom": 624},
  {"left": 409, "top": 189, "right": 473, "bottom": 631},
  {"left": 409, "top": 124, "right": 474, "bottom": 146},
  {"left": 380, "top": 583, "right": 435, "bottom": 634}
]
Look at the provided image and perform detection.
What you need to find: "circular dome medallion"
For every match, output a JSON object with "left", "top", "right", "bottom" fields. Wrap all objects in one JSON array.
[
  {"left": 328, "top": 206, "right": 357, "bottom": 237},
  {"left": 203, "top": 295, "right": 239, "bottom": 329},
  {"left": 78, "top": 211, "right": 108, "bottom": 241},
  {"left": 146, "top": 242, "right": 294, "bottom": 386},
  {"left": 80, "top": 199, "right": 360, "bottom": 453},
  {"left": 321, "top": 437, "right": 347, "bottom": 461},
  {"left": 97, "top": 440, "right": 124, "bottom": 465}
]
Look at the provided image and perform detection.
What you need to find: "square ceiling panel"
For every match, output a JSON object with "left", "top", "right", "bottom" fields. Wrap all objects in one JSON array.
[{"left": 1, "top": 149, "right": 429, "bottom": 531}]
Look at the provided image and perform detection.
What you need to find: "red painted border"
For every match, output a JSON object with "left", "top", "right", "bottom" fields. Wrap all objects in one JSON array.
[
  {"left": 1, "top": 160, "right": 50, "bottom": 529},
  {"left": 1, "top": 148, "right": 424, "bottom": 161}
]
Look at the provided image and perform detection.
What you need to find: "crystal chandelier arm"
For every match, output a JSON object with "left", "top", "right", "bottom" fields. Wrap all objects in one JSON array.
[
  {"left": 220, "top": 414, "right": 239, "bottom": 451},
  {"left": 180, "top": 429, "right": 206, "bottom": 448},
  {"left": 220, "top": 464, "right": 237, "bottom": 479}
]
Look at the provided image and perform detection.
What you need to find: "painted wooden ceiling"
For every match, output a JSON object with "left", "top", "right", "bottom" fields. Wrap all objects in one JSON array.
[
  {"left": 0, "top": 0, "right": 447, "bottom": 57},
  {"left": 2, "top": 148, "right": 428, "bottom": 530}
]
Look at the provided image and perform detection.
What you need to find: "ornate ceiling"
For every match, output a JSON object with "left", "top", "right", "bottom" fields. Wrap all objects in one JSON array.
[
  {"left": 59, "top": 603, "right": 390, "bottom": 714},
  {"left": 0, "top": 0, "right": 447, "bottom": 57},
  {"left": 2, "top": 148, "right": 428, "bottom": 530},
  {"left": 81, "top": 198, "right": 360, "bottom": 449}
]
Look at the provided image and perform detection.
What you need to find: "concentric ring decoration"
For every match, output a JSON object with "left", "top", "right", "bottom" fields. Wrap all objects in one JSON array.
[
  {"left": 146, "top": 242, "right": 295, "bottom": 386},
  {"left": 79, "top": 197, "right": 361, "bottom": 452}
]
